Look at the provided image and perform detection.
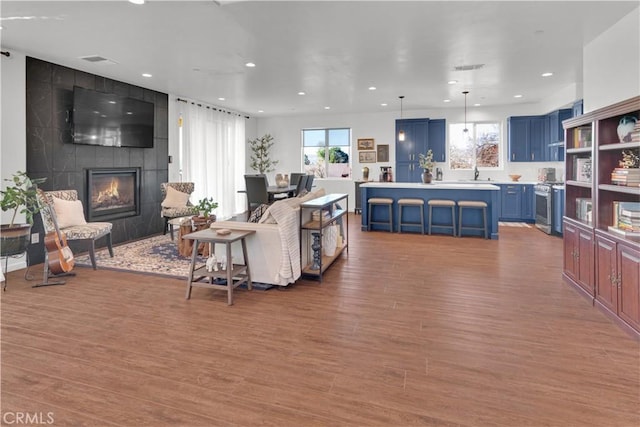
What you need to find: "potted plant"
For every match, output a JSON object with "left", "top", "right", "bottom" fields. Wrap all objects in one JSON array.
[
  {"left": 195, "top": 197, "right": 218, "bottom": 219},
  {"left": 1, "top": 171, "right": 46, "bottom": 256},
  {"left": 248, "top": 134, "right": 279, "bottom": 174},
  {"left": 418, "top": 149, "right": 434, "bottom": 184}
]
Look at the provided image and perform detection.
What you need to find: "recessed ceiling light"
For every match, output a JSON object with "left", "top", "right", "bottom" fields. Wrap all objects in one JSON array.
[
  {"left": 380, "top": 103, "right": 388, "bottom": 107},
  {"left": 541, "top": 72, "right": 553, "bottom": 77},
  {"left": 474, "top": 103, "right": 481, "bottom": 107},
  {"left": 447, "top": 80, "right": 457, "bottom": 85},
  {"left": 245, "top": 62, "right": 256, "bottom": 68},
  {"left": 298, "top": 91, "right": 306, "bottom": 96},
  {"left": 218, "top": 97, "right": 225, "bottom": 101},
  {"left": 443, "top": 99, "right": 451, "bottom": 103},
  {"left": 514, "top": 94, "right": 523, "bottom": 98},
  {"left": 108, "top": 101, "right": 116, "bottom": 104},
  {"left": 258, "top": 110, "right": 264, "bottom": 113},
  {"left": 142, "top": 73, "right": 152, "bottom": 78},
  {"left": 324, "top": 106, "right": 331, "bottom": 110},
  {"left": 368, "top": 86, "right": 376, "bottom": 91},
  {"left": 129, "top": 0, "right": 145, "bottom": 4}
]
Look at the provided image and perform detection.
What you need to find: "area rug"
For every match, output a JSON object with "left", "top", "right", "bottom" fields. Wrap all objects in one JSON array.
[{"left": 74, "top": 234, "right": 273, "bottom": 289}]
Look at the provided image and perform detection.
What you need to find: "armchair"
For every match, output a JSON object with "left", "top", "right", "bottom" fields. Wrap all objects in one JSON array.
[
  {"left": 37, "top": 189, "right": 114, "bottom": 270},
  {"left": 160, "top": 182, "right": 198, "bottom": 240}
]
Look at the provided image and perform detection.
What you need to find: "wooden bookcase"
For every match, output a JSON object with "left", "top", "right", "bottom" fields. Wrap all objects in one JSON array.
[{"left": 562, "top": 96, "right": 640, "bottom": 337}]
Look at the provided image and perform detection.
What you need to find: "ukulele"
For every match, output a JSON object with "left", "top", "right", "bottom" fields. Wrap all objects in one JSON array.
[{"left": 44, "top": 205, "right": 75, "bottom": 275}]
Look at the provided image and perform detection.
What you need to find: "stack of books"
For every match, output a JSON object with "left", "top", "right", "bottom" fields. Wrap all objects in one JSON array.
[
  {"left": 311, "top": 209, "right": 331, "bottom": 222},
  {"left": 611, "top": 168, "right": 640, "bottom": 187},
  {"left": 573, "top": 125, "right": 592, "bottom": 148},
  {"left": 628, "top": 120, "right": 640, "bottom": 143},
  {"left": 609, "top": 201, "right": 640, "bottom": 237}
]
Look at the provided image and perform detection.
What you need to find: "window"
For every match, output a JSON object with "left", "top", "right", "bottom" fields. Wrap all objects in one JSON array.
[
  {"left": 302, "top": 128, "right": 351, "bottom": 178},
  {"left": 449, "top": 122, "right": 501, "bottom": 169}
]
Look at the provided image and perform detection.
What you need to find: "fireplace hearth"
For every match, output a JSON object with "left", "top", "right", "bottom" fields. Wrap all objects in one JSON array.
[{"left": 87, "top": 168, "right": 141, "bottom": 221}]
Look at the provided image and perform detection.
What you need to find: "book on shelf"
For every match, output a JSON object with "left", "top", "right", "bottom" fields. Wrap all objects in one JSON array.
[
  {"left": 573, "top": 125, "right": 592, "bottom": 148},
  {"left": 576, "top": 198, "right": 592, "bottom": 225},
  {"left": 574, "top": 157, "right": 592, "bottom": 182}
]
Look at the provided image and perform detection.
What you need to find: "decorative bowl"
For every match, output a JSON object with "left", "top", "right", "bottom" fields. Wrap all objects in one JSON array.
[{"left": 509, "top": 174, "right": 522, "bottom": 182}]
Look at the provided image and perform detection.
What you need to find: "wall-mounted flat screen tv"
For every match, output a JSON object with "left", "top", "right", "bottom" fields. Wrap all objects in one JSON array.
[{"left": 72, "top": 86, "right": 154, "bottom": 148}]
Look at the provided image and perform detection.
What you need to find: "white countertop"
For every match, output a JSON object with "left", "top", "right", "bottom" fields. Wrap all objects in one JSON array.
[{"left": 361, "top": 182, "right": 500, "bottom": 190}]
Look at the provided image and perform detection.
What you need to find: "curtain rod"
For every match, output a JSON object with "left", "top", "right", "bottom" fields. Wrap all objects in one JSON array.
[{"left": 175, "top": 97, "right": 250, "bottom": 119}]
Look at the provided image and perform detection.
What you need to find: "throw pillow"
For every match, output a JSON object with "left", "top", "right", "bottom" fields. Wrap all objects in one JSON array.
[
  {"left": 52, "top": 197, "right": 87, "bottom": 228},
  {"left": 248, "top": 203, "right": 270, "bottom": 223},
  {"left": 161, "top": 186, "right": 190, "bottom": 208}
]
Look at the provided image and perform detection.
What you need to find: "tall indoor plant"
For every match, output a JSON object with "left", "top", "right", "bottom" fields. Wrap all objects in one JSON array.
[
  {"left": 248, "top": 134, "right": 279, "bottom": 174},
  {"left": 1, "top": 171, "right": 46, "bottom": 256}
]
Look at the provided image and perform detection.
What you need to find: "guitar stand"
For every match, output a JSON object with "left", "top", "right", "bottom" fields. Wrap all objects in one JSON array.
[{"left": 33, "top": 251, "right": 70, "bottom": 288}]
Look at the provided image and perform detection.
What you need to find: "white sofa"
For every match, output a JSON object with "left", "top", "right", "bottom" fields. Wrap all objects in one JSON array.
[{"left": 208, "top": 188, "right": 326, "bottom": 287}]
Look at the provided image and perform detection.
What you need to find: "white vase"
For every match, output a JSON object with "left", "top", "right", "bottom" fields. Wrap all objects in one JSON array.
[
  {"left": 322, "top": 224, "right": 338, "bottom": 257},
  {"left": 617, "top": 116, "right": 637, "bottom": 142}
]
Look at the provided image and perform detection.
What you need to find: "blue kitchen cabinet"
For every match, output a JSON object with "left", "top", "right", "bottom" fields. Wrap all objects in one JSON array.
[
  {"left": 553, "top": 187, "right": 564, "bottom": 235},
  {"left": 508, "top": 116, "right": 546, "bottom": 162},
  {"left": 547, "top": 108, "right": 572, "bottom": 162},
  {"left": 521, "top": 184, "right": 535, "bottom": 220},
  {"left": 396, "top": 118, "right": 445, "bottom": 182},
  {"left": 500, "top": 184, "right": 523, "bottom": 219},
  {"left": 427, "top": 118, "right": 446, "bottom": 162},
  {"left": 572, "top": 99, "right": 583, "bottom": 117},
  {"left": 500, "top": 184, "right": 535, "bottom": 221}
]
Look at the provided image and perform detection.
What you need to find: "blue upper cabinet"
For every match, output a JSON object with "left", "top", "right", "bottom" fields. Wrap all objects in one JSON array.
[
  {"left": 508, "top": 116, "right": 532, "bottom": 162},
  {"left": 395, "top": 118, "right": 446, "bottom": 182},
  {"left": 548, "top": 109, "right": 572, "bottom": 143},
  {"left": 572, "top": 100, "right": 583, "bottom": 117},
  {"left": 509, "top": 115, "right": 552, "bottom": 162},
  {"left": 427, "top": 119, "right": 446, "bottom": 162}
]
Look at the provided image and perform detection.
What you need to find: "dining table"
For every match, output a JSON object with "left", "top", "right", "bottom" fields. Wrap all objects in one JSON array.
[{"left": 267, "top": 184, "right": 297, "bottom": 200}]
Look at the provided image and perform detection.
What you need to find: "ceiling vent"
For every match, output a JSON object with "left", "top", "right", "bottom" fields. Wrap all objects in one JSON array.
[
  {"left": 454, "top": 64, "right": 485, "bottom": 71},
  {"left": 79, "top": 55, "right": 117, "bottom": 65}
]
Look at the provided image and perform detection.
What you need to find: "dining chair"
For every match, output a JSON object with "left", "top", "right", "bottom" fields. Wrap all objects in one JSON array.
[
  {"left": 305, "top": 175, "right": 315, "bottom": 192},
  {"left": 290, "top": 173, "right": 305, "bottom": 187},
  {"left": 244, "top": 174, "right": 269, "bottom": 214},
  {"left": 295, "top": 174, "right": 309, "bottom": 196}
]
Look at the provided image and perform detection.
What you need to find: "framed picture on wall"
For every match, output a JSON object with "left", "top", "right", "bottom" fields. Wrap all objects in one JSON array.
[
  {"left": 376, "top": 144, "right": 389, "bottom": 162},
  {"left": 357, "top": 138, "right": 375, "bottom": 150},
  {"left": 359, "top": 151, "right": 376, "bottom": 163}
]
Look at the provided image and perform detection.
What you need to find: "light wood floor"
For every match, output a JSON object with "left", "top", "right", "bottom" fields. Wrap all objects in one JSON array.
[{"left": 1, "top": 214, "right": 638, "bottom": 426}]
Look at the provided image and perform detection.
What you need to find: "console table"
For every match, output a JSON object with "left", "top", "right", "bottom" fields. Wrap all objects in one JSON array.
[
  {"left": 183, "top": 228, "right": 255, "bottom": 305},
  {"left": 299, "top": 193, "right": 349, "bottom": 281}
]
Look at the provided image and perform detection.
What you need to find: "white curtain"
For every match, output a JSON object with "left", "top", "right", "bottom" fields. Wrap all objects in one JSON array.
[{"left": 178, "top": 100, "right": 246, "bottom": 219}]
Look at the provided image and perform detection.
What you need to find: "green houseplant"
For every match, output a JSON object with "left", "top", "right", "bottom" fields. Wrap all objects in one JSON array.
[
  {"left": 1, "top": 171, "right": 46, "bottom": 256},
  {"left": 195, "top": 197, "right": 218, "bottom": 219},
  {"left": 248, "top": 134, "right": 279, "bottom": 174}
]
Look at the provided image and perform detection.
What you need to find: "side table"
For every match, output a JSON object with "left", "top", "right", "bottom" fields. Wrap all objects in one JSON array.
[{"left": 183, "top": 228, "right": 255, "bottom": 305}]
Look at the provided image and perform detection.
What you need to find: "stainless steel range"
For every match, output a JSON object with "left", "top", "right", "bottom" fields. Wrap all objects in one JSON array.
[{"left": 534, "top": 182, "right": 560, "bottom": 234}]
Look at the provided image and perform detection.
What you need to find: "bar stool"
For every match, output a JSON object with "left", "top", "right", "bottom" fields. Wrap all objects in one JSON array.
[
  {"left": 367, "top": 197, "right": 394, "bottom": 232},
  {"left": 427, "top": 199, "right": 456, "bottom": 236},
  {"left": 458, "top": 200, "right": 489, "bottom": 239},
  {"left": 398, "top": 198, "right": 425, "bottom": 234}
]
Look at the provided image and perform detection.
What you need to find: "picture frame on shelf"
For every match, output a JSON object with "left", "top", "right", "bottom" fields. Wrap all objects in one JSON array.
[
  {"left": 359, "top": 151, "right": 376, "bottom": 163},
  {"left": 357, "top": 138, "right": 375, "bottom": 150},
  {"left": 376, "top": 144, "right": 389, "bottom": 162},
  {"left": 574, "top": 157, "right": 592, "bottom": 182}
]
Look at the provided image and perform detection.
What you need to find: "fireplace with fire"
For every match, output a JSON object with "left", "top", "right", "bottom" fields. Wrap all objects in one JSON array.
[{"left": 86, "top": 168, "right": 141, "bottom": 221}]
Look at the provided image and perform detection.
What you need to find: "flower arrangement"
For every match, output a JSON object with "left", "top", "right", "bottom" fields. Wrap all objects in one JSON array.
[{"left": 418, "top": 149, "right": 434, "bottom": 172}]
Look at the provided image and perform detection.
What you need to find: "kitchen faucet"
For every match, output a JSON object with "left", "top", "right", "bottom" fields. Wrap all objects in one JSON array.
[{"left": 474, "top": 166, "right": 479, "bottom": 181}]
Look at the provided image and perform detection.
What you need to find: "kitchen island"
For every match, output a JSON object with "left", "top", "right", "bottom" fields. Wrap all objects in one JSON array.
[{"left": 360, "top": 182, "right": 501, "bottom": 239}]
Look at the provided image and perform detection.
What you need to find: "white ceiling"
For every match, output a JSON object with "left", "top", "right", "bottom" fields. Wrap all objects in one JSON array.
[{"left": 1, "top": 1, "right": 638, "bottom": 117}]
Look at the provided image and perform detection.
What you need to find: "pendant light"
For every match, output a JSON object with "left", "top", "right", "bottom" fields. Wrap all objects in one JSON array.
[
  {"left": 462, "top": 91, "right": 469, "bottom": 133},
  {"left": 398, "top": 96, "right": 405, "bottom": 141}
]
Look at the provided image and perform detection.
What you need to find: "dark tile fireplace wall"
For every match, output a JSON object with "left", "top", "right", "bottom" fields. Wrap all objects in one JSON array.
[{"left": 26, "top": 57, "right": 169, "bottom": 265}]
